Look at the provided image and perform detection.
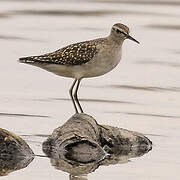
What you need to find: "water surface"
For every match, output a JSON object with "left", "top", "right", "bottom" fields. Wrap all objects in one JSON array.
[{"left": 0, "top": 0, "right": 180, "bottom": 179}]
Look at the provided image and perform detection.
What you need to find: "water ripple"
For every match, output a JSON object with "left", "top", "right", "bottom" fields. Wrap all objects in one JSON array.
[
  {"left": 86, "top": 84, "right": 180, "bottom": 92},
  {"left": 0, "top": 35, "right": 45, "bottom": 42},
  {"left": 0, "top": 13, "right": 9, "bottom": 18},
  {"left": 146, "top": 24, "right": 180, "bottom": 31},
  {"left": 33, "top": 98, "right": 135, "bottom": 104},
  {"left": 137, "top": 60, "right": 180, "bottom": 68},
  {"left": 0, "top": 35, "right": 28, "bottom": 40},
  {"left": 8, "top": 9, "right": 177, "bottom": 18},
  {"left": 11, "top": 9, "right": 119, "bottom": 17},
  {"left": 106, "top": 111, "right": 180, "bottom": 119},
  {"left": 0, "top": 112, "right": 49, "bottom": 118},
  {"left": 108, "top": 85, "right": 180, "bottom": 92},
  {"left": 89, "top": 0, "right": 180, "bottom": 6}
]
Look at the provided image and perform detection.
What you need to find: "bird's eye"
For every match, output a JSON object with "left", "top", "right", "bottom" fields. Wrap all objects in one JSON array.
[{"left": 116, "top": 28, "right": 121, "bottom": 33}]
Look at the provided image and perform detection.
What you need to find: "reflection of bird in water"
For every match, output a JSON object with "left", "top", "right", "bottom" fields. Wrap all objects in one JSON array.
[{"left": 19, "top": 23, "right": 139, "bottom": 113}]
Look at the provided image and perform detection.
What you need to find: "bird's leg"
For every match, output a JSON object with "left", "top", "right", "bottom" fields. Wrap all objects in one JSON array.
[
  {"left": 74, "top": 79, "right": 83, "bottom": 113},
  {"left": 69, "top": 79, "right": 78, "bottom": 113}
]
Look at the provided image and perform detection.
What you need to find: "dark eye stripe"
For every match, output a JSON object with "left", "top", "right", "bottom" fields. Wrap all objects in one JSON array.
[
  {"left": 117, "top": 29, "right": 127, "bottom": 36},
  {"left": 113, "top": 27, "right": 127, "bottom": 36}
]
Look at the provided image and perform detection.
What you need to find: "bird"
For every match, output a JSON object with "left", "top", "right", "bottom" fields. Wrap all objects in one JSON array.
[{"left": 19, "top": 23, "right": 139, "bottom": 113}]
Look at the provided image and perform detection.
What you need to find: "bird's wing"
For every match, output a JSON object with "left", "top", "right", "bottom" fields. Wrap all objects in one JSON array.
[{"left": 19, "top": 40, "right": 104, "bottom": 66}]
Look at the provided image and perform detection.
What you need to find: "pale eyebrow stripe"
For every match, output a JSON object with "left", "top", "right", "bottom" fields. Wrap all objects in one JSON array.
[{"left": 113, "top": 27, "right": 128, "bottom": 36}]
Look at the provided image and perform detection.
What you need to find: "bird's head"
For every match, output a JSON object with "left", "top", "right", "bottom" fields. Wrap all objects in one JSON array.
[{"left": 110, "top": 23, "right": 139, "bottom": 44}]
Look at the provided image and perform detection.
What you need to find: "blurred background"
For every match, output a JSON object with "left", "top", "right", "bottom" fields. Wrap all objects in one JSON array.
[{"left": 0, "top": 0, "right": 180, "bottom": 179}]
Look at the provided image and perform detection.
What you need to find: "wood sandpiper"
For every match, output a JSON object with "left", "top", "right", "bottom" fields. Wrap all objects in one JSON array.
[{"left": 19, "top": 23, "right": 139, "bottom": 113}]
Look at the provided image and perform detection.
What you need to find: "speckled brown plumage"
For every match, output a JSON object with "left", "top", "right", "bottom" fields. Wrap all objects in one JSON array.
[
  {"left": 19, "top": 38, "right": 106, "bottom": 66},
  {"left": 19, "top": 23, "right": 139, "bottom": 114}
]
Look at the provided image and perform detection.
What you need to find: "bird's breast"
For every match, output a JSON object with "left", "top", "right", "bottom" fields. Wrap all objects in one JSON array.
[
  {"left": 96, "top": 44, "right": 122, "bottom": 70},
  {"left": 79, "top": 45, "right": 122, "bottom": 78}
]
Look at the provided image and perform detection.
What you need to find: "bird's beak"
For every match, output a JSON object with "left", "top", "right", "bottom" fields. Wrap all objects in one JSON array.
[{"left": 126, "top": 35, "right": 140, "bottom": 44}]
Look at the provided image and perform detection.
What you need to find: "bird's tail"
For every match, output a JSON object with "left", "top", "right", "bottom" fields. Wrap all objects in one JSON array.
[{"left": 19, "top": 56, "right": 35, "bottom": 64}]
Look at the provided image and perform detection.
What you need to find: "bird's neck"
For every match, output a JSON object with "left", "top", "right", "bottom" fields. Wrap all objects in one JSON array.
[{"left": 107, "top": 35, "right": 124, "bottom": 46}]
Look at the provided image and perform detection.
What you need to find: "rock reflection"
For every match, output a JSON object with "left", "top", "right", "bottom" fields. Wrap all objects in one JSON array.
[
  {"left": 70, "top": 174, "right": 88, "bottom": 180},
  {"left": 0, "top": 128, "right": 34, "bottom": 176},
  {"left": 43, "top": 113, "right": 152, "bottom": 177}
]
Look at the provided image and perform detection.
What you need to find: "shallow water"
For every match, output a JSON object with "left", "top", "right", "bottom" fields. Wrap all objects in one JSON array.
[{"left": 0, "top": 0, "right": 180, "bottom": 179}]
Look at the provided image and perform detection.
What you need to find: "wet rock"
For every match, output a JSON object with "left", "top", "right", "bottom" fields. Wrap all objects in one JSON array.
[
  {"left": 99, "top": 125, "right": 152, "bottom": 165},
  {"left": 43, "top": 113, "right": 106, "bottom": 164},
  {"left": 100, "top": 125, "right": 152, "bottom": 156},
  {"left": 43, "top": 113, "right": 152, "bottom": 175},
  {"left": 0, "top": 128, "right": 34, "bottom": 176}
]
